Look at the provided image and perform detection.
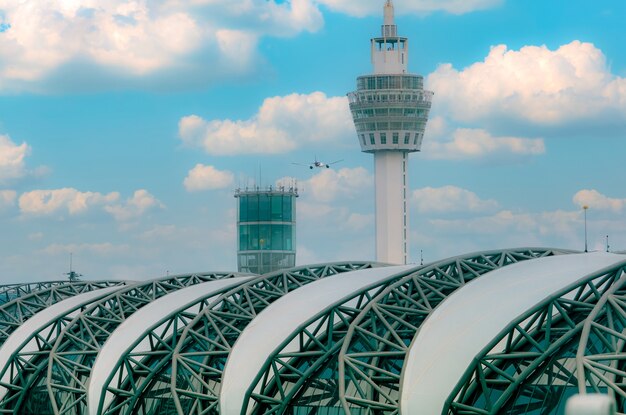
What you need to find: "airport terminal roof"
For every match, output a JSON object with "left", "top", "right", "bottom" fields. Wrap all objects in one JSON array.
[{"left": 0, "top": 249, "right": 624, "bottom": 415}]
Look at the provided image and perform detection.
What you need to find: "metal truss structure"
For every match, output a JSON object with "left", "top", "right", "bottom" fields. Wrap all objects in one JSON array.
[
  {"left": 577, "top": 266, "right": 626, "bottom": 411},
  {"left": 0, "top": 281, "right": 126, "bottom": 352},
  {"left": 167, "top": 262, "right": 382, "bottom": 415},
  {"left": 2, "top": 251, "right": 626, "bottom": 415},
  {"left": 0, "top": 281, "right": 129, "bottom": 414},
  {"left": 0, "top": 281, "right": 78, "bottom": 305},
  {"left": 337, "top": 248, "right": 571, "bottom": 415},
  {"left": 0, "top": 273, "right": 242, "bottom": 415},
  {"left": 446, "top": 259, "right": 626, "bottom": 414}
]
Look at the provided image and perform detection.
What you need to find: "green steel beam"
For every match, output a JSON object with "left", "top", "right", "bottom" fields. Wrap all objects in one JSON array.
[
  {"left": 576, "top": 268, "right": 626, "bottom": 410},
  {"left": 0, "top": 283, "right": 130, "bottom": 414},
  {"left": 337, "top": 248, "right": 572, "bottom": 415},
  {"left": 0, "top": 281, "right": 78, "bottom": 305},
  {"left": 167, "top": 262, "right": 384, "bottom": 415},
  {"left": 2, "top": 273, "right": 242, "bottom": 415},
  {"left": 445, "top": 260, "right": 626, "bottom": 415},
  {"left": 0, "top": 281, "right": 125, "bottom": 347}
]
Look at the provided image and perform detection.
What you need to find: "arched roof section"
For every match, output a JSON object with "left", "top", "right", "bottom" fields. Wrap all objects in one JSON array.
[
  {"left": 0, "top": 286, "right": 122, "bottom": 404},
  {"left": 0, "top": 281, "right": 75, "bottom": 305},
  {"left": 338, "top": 248, "right": 571, "bottom": 414},
  {"left": 8, "top": 272, "right": 245, "bottom": 415},
  {"left": 436, "top": 253, "right": 626, "bottom": 414},
  {"left": 89, "top": 277, "right": 252, "bottom": 415},
  {"left": 576, "top": 264, "right": 626, "bottom": 411},
  {"left": 0, "top": 280, "right": 125, "bottom": 348},
  {"left": 168, "top": 261, "right": 383, "bottom": 414},
  {"left": 220, "top": 264, "right": 414, "bottom": 415},
  {"left": 227, "top": 249, "right": 569, "bottom": 415}
]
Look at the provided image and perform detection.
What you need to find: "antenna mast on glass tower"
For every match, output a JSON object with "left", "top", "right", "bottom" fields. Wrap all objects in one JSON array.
[{"left": 348, "top": 0, "right": 433, "bottom": 264}]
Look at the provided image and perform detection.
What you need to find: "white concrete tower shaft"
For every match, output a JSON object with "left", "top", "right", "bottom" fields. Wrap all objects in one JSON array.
[
  {"left": 375, "top": 151, "right": 408, "bottom": 264},
  {"left": 348, "top": 0, "right": 433, "bottom": 265}
]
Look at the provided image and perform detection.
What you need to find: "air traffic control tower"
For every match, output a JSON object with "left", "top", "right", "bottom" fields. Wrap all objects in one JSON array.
[
  {"left": 348, "top": 0, "right": 433, "bottom": 264},
  {"left": 235, "top": 186, "right": 298, "bottom": 274}
]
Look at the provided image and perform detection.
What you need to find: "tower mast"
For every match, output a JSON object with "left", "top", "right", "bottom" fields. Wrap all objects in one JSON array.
[{"left": 348, "top": 1, "right": 433, "bottom": 264}]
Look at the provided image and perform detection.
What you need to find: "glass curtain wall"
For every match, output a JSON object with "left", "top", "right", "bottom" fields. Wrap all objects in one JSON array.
[{"left": 236, "top": 189, "right": 297, "bottom": 274}]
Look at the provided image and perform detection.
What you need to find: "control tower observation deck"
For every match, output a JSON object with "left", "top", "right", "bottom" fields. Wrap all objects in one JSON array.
[{"left": 348, "top": 0, "right": 433, "bottom": 264}]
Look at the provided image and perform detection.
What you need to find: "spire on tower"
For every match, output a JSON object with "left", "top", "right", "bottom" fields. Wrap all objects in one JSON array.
[
  {"left": 384, "top": 0, "right": 395, "bottom": 26},
  {"left": 382, "top": 0, "right": 397, "bottom": 37}
]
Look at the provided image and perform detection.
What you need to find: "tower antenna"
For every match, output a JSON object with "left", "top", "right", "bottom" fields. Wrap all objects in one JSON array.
[
  {"left": 583, "top": 205, "right": 589, "bottom": 253},
  {"left": 65, "top": 252, "right": 83, "bottom": 282}
]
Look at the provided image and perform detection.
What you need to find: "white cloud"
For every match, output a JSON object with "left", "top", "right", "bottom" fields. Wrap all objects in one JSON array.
[
  {"left": 0, "top": 1, "right": 202, "bottom": 82},
  {"left": 104, "top": 190, "right": 164, "bottom": 221},
  {"left": 295, "top": 245, "right": 324, "bottom": 266},
  {"left": 276, "top": 168, "right": 373, "bottom": 222},
  {"left": 299, "top": 167, "right": 373, "bottom": 203},
  {"left": 412, "top": 186, "right": 499, "bottom": 213},
  {"left": 41, "top": 242, "right": 130, "bottom": 256},
  {"left": 427, "top": 41, "right": 626, "bottom": 125},
  {"left": 0, "top": 135, "right": 29, "bottom": 181},
  {"left": 316, "top": 0, "right": 502, "bottom": 16},
  {"left": 0, "top": 190, "right": 16, "bottom": 210},
  {"left": 345, "top": 212, "right": 374, "bottom": 231},
  {"left": 178, "top": 92, "right": 353, "bottom": 155},
  {"left": 28, "top": 232, "right": 44, "bottom": 241},
  {"left": 430, "top": 209, "right": 582, "bottom": 240},
  {"left": 0, "top": 0, "right": 323, "bottom": 92},
  {"left": 138, "top": 225, "right": 177, "bottom": 240},
  {"left": 573, "top": 189, "right": 626, "bottom": 212},
  {"left": 184, "top": 164, "right": 235, "bottom": 192},
  {"left": 19, "top": 188, "right": 120, "bottom": 216},
  {"left": 423, "top": 127, "right": 545, "bottom": 160},
  {"left": 276, "top": 167, "right": 375, "bottom": 262},
  {"left": 18, "top": 188, "right": 162, "bottom": 221}
]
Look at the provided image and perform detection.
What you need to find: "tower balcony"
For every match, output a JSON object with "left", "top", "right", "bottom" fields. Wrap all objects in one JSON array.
[{"left": 348, "top": 85, "right": 433, "bottom": 153}]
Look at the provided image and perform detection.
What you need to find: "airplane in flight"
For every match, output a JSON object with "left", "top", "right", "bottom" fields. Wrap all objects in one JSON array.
[{"left": 292, "top": 157, "right": 343, "bottom": 169}]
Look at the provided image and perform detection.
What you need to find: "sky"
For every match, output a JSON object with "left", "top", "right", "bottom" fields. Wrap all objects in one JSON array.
[{"left": 0, "top": 0, "right": 625, "bottom": 282}]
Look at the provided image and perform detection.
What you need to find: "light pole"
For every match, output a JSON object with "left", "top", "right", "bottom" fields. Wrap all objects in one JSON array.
[{"left": 583, "top": 205, "right": 589, "bottom": 252}]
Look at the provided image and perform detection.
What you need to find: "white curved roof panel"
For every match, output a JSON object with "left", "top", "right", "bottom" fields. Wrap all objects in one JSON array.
[
  {"left": 400, "top": 252, "right": 625, "bottom": 415},
  {"left": 0, "top": 285, "right": 122, "bottom": 401},
  {"left": 220, "top": 264, "right": 414, "bottom": 415},
  {"left": 88, "top": 276, "right": 251, "bottom": 415}
]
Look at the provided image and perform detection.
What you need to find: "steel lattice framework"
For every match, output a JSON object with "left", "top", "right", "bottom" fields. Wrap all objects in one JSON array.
[
  {"left": 166, "top": 262, "right": 383, "bottom": 415},
  {"left": 2, "top": 252, "right": 625, "bottom": 415},
  {"left": 238, "top": 249, "right": 568, "bottom": 415},
  {"left": 577, "top": 266, "right": 626, "bottom": 411},
  {"left": 1, "top": 273, "right": 243, "bottom": 415},
  {"left": 0, "top": 282, "right": 129, "bottom": 414},
  {"left": 445, "top": 259, "right": 626, "bottom": 414},
  {"left": 243, "top": 270, "right": 408, "bottom": 415},
  {"left": 336, "top": 248, "right": 571, "bottom": 415},
  {"left": 0, "top": 281, "right": 126, "bottom": 349},
  {"left": 94, "top": 277, "right": 254, "bottom": 415},
  {"left": 0, "top": 281, "right": 77, "bottom": 305}
]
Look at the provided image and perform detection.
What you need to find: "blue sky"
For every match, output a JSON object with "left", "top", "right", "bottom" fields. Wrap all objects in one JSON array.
[{"left": 0, "top": 0, "right": 625, "bottom": 282}]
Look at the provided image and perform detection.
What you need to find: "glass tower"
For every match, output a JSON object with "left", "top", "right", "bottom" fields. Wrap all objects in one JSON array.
[
  {"left": 348, "top": 0, "right": 432, "bottom": 264},
  {"left": 235, "top": 186, "right": 298, "bottom": 274}
]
